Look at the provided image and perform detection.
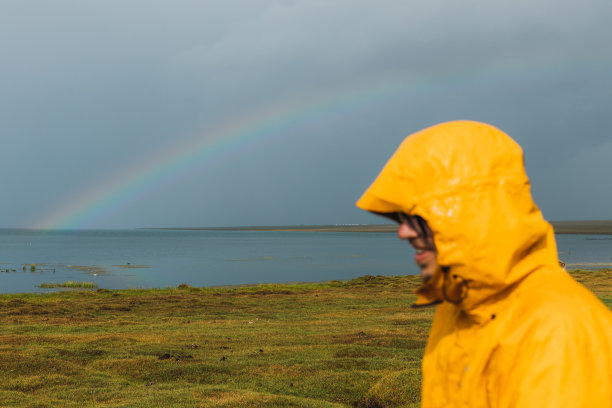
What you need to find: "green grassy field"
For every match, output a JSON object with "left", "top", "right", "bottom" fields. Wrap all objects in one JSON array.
[{"left": 1, "top": 270, "right": 610, "bottom": 407}]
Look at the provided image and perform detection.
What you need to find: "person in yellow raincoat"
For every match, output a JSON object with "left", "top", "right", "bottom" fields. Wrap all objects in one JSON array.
[{"left": 356, "top": 121, "right": 612, "bottom": 407}]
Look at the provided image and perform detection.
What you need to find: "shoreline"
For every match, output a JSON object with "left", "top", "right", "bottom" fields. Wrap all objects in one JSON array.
[
  {"left": 1, "top": 266, "right": 610, "bottom": 296},
  {"left": 144, "top": 220, "right": 612, "bottom": 234}
]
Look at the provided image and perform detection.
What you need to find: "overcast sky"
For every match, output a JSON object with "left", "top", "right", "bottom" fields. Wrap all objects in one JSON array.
[{"left": 2, "top": 0, "right": 611, "bottom": 229}]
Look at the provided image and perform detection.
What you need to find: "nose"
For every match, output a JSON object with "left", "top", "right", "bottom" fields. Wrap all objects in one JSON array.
[{"left": 397, "top": 221, "right": 418, "bottom": 240}]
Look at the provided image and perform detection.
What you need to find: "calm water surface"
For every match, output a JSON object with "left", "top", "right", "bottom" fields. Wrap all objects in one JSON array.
[{"left": 0, "top": 229, "right": 610, "bottom": 294}]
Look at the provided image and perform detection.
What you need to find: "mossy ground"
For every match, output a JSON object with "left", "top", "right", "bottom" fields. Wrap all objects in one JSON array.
[{"left": 0, "top": 270, "right": 609, "bottom": 407}]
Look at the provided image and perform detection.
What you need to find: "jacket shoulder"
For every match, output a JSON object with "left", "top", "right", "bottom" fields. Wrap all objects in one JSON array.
[
  {"left": 487, "top": 270, "right": 612, "bottom": 407},
  {"left": 509, "top": 269, "right": 612, "bottom": 324}
]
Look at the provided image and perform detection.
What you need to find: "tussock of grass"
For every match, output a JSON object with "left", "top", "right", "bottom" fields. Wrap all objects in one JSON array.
[
  {"left": 0, "top": 271, "right": 609, "bottom": 407},
  {"left": 362, "top": 370, "right": 422, "bottom": 408}
]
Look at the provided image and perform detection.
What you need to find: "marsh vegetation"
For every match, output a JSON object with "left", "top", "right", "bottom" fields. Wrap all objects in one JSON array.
[
  {"left": 0, "top": 270, "right": 609, "bottom": 407},
  {"left": 38, "top": 281, "right": 98, "bottom": 289}
]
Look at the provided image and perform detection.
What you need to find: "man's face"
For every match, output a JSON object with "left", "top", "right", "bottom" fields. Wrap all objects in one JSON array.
[{"left": 396, "top": 213, "right": 437, "bottom": 281}]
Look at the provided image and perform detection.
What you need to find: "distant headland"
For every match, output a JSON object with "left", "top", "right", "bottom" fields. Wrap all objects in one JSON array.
[
  {"left": 145, "top": 224, "right": 397, "bottom": 232},
  {"left": 145, "top": 220, "right": 612, "bottom": 234},
  {"left": 548, "top": 220, "right": 612, "bottom": 234}
]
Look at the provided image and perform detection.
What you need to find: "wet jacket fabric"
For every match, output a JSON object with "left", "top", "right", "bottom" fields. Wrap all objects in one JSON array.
[{"left": 356, "top": 121, "right": 612, "bottom": 407}]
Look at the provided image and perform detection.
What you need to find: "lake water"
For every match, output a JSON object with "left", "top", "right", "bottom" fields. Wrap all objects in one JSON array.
[{"left": 1, "top": 229, "right": 611, "bottom": 294}]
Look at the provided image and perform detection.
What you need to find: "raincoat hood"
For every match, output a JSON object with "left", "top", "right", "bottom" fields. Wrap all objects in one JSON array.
[{"left": 356, "top": 120, "right": 558, "bottom": 311}]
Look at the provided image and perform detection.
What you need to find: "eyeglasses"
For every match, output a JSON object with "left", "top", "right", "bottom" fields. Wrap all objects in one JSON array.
[{"left": 396, "top": 212, "right": 434, "bottom": 243}]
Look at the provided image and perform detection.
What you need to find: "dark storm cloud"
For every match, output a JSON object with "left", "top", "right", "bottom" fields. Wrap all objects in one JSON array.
[{"left": 1, "top": 0, "right": 611, "bottom": 228}]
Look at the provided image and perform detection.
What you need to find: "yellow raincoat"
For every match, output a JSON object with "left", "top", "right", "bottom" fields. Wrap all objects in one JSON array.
[{"left": 356, "top": 121, "right": 612, "bottom": 407}]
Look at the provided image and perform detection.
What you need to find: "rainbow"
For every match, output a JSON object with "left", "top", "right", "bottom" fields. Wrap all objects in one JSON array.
[
  {"left": 36, "top": 74, "right": 429, "bottom": 229},
  {"left": 34, "top": 57, "right": 608, "bottom": 229}
]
